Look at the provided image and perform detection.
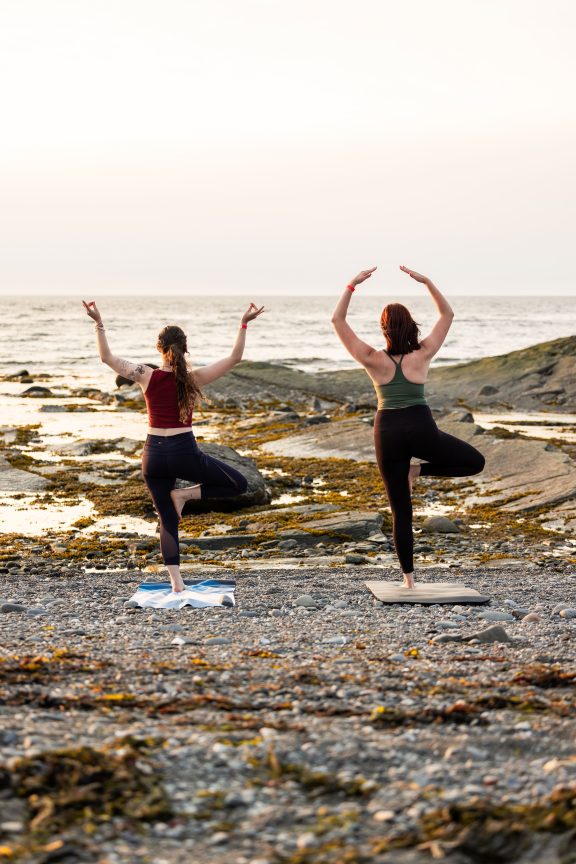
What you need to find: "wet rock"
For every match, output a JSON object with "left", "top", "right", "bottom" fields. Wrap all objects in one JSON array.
[
  {"left": 345, "top": 553, "right": 369, "bottom": 565},
  {"left": 278, "top": 539, "right": 298, "bottom": 551},
  {"left": 21, "top": 385, "right": 52, "bottom": 397},
  {"left": 0, "top": 455, "right": 49, "bottom": 493},
  {"left": 300, "top": 511, "right": 383, "bottom": 540},
  {"left": 421, "top": 516, "right": 460, "bottom": 534}
]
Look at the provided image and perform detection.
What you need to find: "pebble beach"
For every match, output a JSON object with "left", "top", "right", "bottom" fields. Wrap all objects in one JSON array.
[{"left": 0, "top": 340, "right": 575, "bottom": 864}]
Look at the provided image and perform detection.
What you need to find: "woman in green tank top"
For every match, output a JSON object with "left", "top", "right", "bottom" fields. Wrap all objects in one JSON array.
[{"left": 332, "top": 266, "right": 485, "bottom": 589}]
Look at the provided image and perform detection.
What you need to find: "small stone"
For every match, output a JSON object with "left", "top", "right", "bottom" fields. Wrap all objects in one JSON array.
[
  {"left": 431, "top": 633, "right": 462, "bottom": 644},
  {"left": 551, "top": 603, "right": 570, "bottom": 616},
  {"left": 171, "top": 636, "right": 194, "bottom": 646},
  {"left": 278, "top": 539, "right": 298, "bottom": 550},
  {"left": 295, "top": 594, "right": 317, "bottom": 608},
  {"left": 437, "top": 620, "right": 460, "bottom": 629},
  {"left": 0, "top": 822, "right": 24, "bottom": 833},
  {"left": 124, "top": 599, "right": 139, "bottom": 608},
  {"left": 205, "top": 637, "right": 231, "bottom": 646},
  {"left": 373, "top": 810, "right": 395, "bottom": 823},
  {"left": 521, "top": 613, "right": 541, "bottom": 623},
  {"left": 1, "top": 603, "right": 27, "bottom": 613},
  {"left": 323, "top": 635, "right": 347, "bottom": 645},
  {"left": 421, "top": 516, "right": 460, "bottom": 534},
  {"left": 158, "top": 623, "right": 185, "bottom": 632},
  {"left": 559, "top": 608, "right": 576, "bottom": 619},
  {"left": 239, "top": 611, "right": 260, "bottom": 618},
  {"left": 463, "top": 625, "right": 512, "bottom": 644},
  {"left": 297, "top": 833, "right": 316, "bottom": 850},
  {"left": 345, "top": 553, "right": 369, "bottom": 564},
  {"left": 333, "top": 600, "right": 347, "bottom": 609},
  {"left": 479, "top": 611, "right": 515, "bottom": 622}
]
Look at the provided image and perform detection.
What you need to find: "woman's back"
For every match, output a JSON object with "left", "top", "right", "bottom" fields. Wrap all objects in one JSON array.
[{"left": 144, "top": 369, "right": 192, "bottom": 428}]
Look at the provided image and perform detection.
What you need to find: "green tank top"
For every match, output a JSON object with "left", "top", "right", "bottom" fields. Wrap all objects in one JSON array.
[{"left": 374, "top": 352, "right": 428, "bottom": 409}]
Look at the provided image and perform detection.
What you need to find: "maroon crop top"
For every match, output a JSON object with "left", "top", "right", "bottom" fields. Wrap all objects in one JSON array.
[{"left": 144, "top": 369, "right": 192, "bottom": 428}]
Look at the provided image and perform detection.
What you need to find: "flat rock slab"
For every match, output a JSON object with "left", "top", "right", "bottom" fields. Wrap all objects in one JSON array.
[
  {"left": 0, "top": 455, "right": 49, "bottom": 492},
  {"left": 263, "top": 416, "right": 576, "bottom": 514},
  {"left": 366, "top": 581, "right": 490, "bottom": 605}
]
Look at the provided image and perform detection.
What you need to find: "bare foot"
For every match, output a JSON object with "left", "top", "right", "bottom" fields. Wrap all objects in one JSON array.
[
  {"left": 170, "top": 484, "right": 202, "bottom": 521},
  {"left": 403, "top": 573, "right": 415, "bottom": 589},
  {"left": 408, "top": 464, "right": 420, "bottom": 496},
  {"left": 170, "top": 575, "right": 186, "bottom": 593}
]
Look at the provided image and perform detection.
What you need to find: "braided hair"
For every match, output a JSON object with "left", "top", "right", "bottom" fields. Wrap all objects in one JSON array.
[
  {"left": 380, "top": 303, "right": 421, "bottom": 355},
  {"left": 156, "top": 325, "right": 203, "bottom": 423}
]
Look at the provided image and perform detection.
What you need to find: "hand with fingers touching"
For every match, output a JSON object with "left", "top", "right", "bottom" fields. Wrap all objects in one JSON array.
[
  {"left": 82, "top": 300, "right": 102, "bottom": 323},
  {"left": 399, "top": 266, "right": 430, "bottom": 285},
  {"left": 241, "top": 302, "right": 265, "bottom": 326},
  {"left": 349, "top": 267, "right": 377, "bottom": 288}
]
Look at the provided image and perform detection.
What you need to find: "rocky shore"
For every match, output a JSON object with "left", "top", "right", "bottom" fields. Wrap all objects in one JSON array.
[{"left": 0, "top": 336, "right": 575, "bottom": 863}]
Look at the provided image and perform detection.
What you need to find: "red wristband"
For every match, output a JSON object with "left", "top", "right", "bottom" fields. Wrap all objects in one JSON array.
[
  {"left": 347, "top": 284, "right": 355, "bottom": 292},
  {"left": 241, "top": 323, "right": 247, "bottom": 329}
]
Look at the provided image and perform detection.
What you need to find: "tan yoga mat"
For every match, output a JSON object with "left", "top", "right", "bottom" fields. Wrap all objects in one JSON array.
[{"left": 366, "top": 581, "right": 490, "bottom": 605}]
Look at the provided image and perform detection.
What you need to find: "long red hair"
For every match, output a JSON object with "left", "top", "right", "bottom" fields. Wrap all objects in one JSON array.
[{"left": 380, "top": 304, "right": 421, "bottom": 354}]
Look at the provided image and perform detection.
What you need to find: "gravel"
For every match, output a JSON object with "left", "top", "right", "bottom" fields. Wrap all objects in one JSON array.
[{"left": 0, "top": 560, "right": 574, "bottom": 863}]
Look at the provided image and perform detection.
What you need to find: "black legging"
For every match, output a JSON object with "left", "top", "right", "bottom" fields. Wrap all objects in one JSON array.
[
  {"left": 142, "top": 432, "right": 248, "bottom": 565},
  {"left": 374, "top": 405, "right": 485, "bottom": 573}
]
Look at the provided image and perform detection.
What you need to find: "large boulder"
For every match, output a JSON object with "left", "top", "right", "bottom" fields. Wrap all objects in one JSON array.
[{"left": 175, "top": 443, "right": 270, "bottom": 512}]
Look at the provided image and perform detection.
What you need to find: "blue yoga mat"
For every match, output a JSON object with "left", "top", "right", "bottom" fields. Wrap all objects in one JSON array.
[{"left": 129, "top": 579, "right": 236, "bottom": 609}]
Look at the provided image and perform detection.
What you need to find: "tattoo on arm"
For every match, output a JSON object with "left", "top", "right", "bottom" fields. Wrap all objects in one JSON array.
[{"left": 134, "top": 365, "right": 146, "bottom": 375}]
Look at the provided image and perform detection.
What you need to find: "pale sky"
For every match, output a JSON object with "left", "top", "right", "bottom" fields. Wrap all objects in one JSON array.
[{"left": 1, "top": 0, "right": 575, "bottom": 296}]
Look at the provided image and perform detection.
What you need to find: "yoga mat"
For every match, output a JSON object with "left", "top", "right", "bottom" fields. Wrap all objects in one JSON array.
[
  {"left": 366, "top": 581, "right": 490, "bottom": 605},
  {"left": 129, "top": 579, "right": 236, "bottom": 610}
]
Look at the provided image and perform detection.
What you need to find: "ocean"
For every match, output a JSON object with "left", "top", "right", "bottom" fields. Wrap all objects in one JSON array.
[{"left": 0, "top": 294, "right": 575, "bottom": 388}]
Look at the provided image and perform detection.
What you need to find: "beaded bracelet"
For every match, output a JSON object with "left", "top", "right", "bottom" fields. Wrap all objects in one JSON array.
[
  {"left": 241, "top": 324, "right": 247, "bottom": 329},
  {"left": 347, "top": 284, "right": 355, "bottom": 292}
]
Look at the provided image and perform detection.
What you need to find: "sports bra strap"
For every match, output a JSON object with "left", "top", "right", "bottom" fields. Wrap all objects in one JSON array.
[{"left": 384, "top": 350, "right": 404, "bottom": 367}]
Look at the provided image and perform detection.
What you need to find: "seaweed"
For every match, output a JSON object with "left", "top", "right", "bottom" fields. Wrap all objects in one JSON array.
[{"left": 9, "top": 737, "right": 171, "bottom": 836}]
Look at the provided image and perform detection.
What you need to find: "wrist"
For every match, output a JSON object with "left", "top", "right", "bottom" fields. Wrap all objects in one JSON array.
[
  {"left": 240, "top": 323, "right": 247, "bottom": 329},
  {"left": 347, "top": 283, "right": 356, "bottom": 292}
]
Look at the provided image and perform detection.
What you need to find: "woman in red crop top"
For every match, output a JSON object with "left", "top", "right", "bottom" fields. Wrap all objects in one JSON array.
[{"left": 83, "top": 299, "right": 264, "bottom": 593}]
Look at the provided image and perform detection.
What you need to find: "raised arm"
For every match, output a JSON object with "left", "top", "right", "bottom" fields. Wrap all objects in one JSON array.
[
  {"left": 331, "top": 268, "right": 378, "bottom": 366},
  {"left": 82, "top": 300, "right": 152, "bottom": 385},
  {"left": 399, "top": 266, "right": 454, "bottom": 359},
  {"left": 194, "top": 303, "right": 265, "bottom": 386}
]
